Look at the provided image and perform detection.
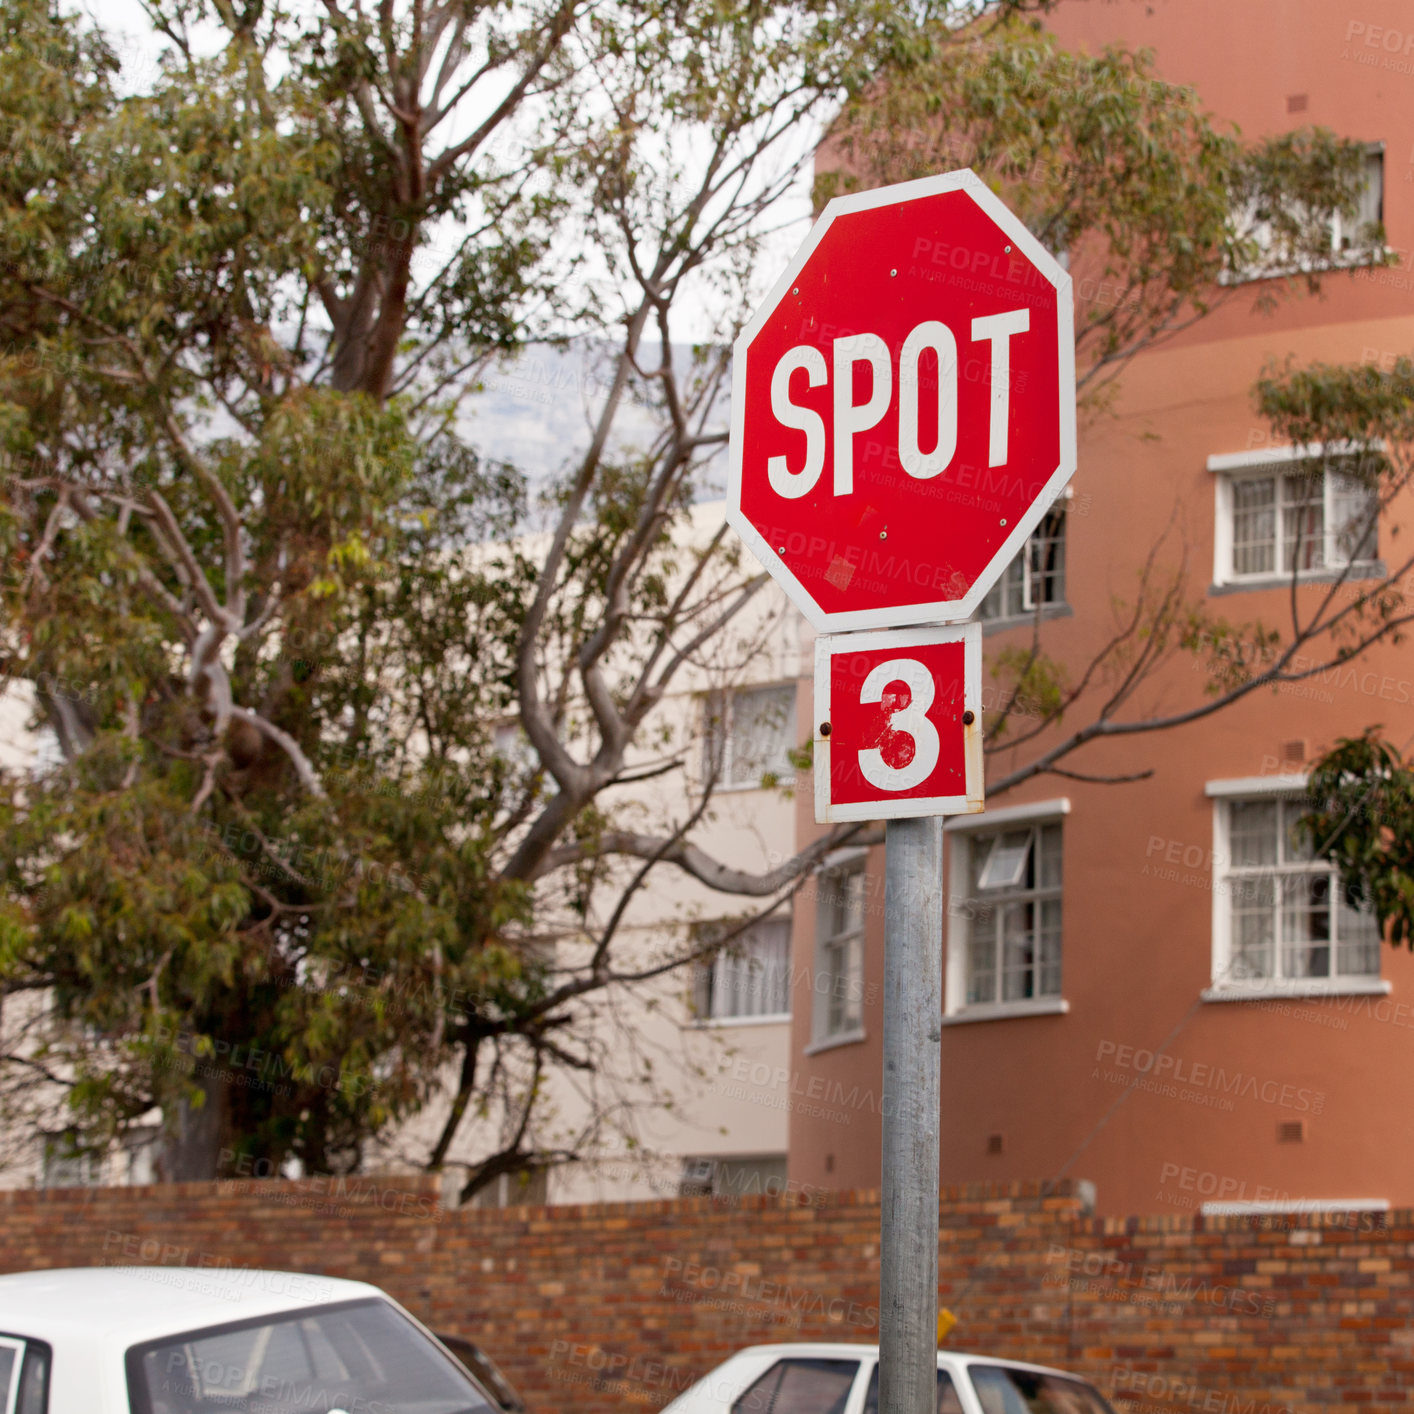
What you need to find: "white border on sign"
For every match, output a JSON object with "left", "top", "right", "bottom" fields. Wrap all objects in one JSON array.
[
  {"left": 813, "top": 621, "right": 985, "bottom": 824},
  {"left": 726, "top": 167, "right": 1077, "bottom": 633}
]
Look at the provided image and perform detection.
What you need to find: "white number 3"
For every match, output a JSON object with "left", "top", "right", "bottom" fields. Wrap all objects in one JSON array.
[{"left": 857, "top": 658, "right": 941, "bottom": 791}]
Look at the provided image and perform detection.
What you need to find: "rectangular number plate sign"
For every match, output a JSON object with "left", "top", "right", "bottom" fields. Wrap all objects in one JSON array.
[{"left": 813, "top": 623, "right": 983, "bottom": 823}]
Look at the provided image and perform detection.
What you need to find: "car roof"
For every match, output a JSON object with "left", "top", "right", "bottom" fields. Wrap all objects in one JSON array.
[
  {"left": 725, "top": 1343, "right": 1096, "bottom": 1383},
  {"left": 0, "top": 1267, "right": 384, "bottom": 1344}
]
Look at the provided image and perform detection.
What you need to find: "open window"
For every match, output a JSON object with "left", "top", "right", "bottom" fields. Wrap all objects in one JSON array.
[{"left": 946, "top": 805, "right": 1069, "bottom": 1021}]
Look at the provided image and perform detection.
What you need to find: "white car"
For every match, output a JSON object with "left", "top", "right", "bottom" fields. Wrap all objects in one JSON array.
[
  {"left": 0, "top": 1266, "right": 504, "bottom": 1414},
  {"left": 662, "top": 1342, "right": 1118, "bottom": 1414}
]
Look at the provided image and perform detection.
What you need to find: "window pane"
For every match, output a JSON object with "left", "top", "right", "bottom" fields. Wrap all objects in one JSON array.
[
  {"left": 1280, "top": 798, "right": 1315, "bottom": 863},
  {"left": 824, "top": 941, "right": 845, "bottom": 1032},
  {"left": 707, "top": 917, "right": 791, "bottom": 1020},
  {"left": 1281, "top": 472, "right": 1325, "bottom": 571},
  {"left": 1000, "top": 901, "right": 1037, "bottom": 1001},
  {"left": 1341, "top": 149, "right": 1384, "bottom": 248},
  {"left": 979, "top": 564, "right": 1004, "bottom": 619},
  {"left": 1336, "top": 884, "right": 1381, "bottom": 975},
  {"left": 1027, "top": 509, "right": 1067, "bottom": 609},
  {"left": 823, "top": 871, "right": 864, "bottom": 940},
  {"left": 722, "top": 949, "right": 745, "bottom": 1016},
  {"left": 1231, "top": 477, "right": 1276, "bottom": 576},
  {"left": 1037, "top": 823, "right": 1063, "bottom": 891},
  {"left": 823, "top": 939, "right": 861, "bottom": 1036},
  {"left": 817, "top": 868, "right": 864, "bottom": 1040},
  {"left": 980, "top": 555, "right": 1025, "bottom": 620},
  {"left": 16, "top": 1344, "right": 48, "bottom": 1414},
  {"left": 970, "top": 1365, "right": 1115, "bottom": 1414},
  {"left": 1229, "top": 801, "right": 1277, "bottom": 867},
  {"left": 968, "top": 908, "right": 996, "bottom": 1006},
  {"left": 978, "top": 833, "right": 1032, "bottom": 891},
  {"left": 1007, "top": 566, "right": 1026, "bottom": 617},
  {"left": 1230, "top": 874, "right": 1276, "bottom": 980},
  {"left": 1281, "top": 874, "right": 1332, "bottom": 978},
  {"left": 1038, "top": 898, "right": 1063, "bottom": 996},
  {"left": 842, "top": 938, "right": 862, "bottom": 1027},
  {"left": 733, "top": 1359, "right": 859, "bottom": 1414},
  {"left": 1330, "top": 470, "right": 1378, "bottom": 565},
  {"left": 729, "top": 685, "right": 797, "bottom": 786},
  {"left": 753, "top": 919, "right": 792, "bottom": 1015},
  {"left": 692, "top": 962, "right": 713, "bottom": 1019}
]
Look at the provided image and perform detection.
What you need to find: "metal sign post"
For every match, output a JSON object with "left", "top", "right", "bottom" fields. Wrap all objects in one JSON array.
[
  {"left": 880, "top": 816, "right": 943, "bottom": 1414},
  {"left": 723, "top": 168, "right": 1075, "bottom": 1414}
]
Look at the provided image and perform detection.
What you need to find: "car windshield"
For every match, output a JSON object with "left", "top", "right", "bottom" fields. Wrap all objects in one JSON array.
[
  {"left": 969, "top": 1365, "right": 1117, "bottom": 1414},
  {"left": 127, "top": 1298, "right": 495, "bottom": 1414}
]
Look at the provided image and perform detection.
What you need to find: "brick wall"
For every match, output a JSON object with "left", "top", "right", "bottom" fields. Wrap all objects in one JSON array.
[{"left": 0, "top": 1177, "right": 1405, "bottom": 1413}]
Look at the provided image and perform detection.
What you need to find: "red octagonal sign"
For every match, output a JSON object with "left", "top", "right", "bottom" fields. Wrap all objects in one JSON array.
[{"left": 727, "top": 169, "right": 1075, "bottom": 631}]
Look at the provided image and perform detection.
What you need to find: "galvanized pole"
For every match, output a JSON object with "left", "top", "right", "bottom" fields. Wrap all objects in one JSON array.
[{"left": 879, "top": 815, "right": 943, "bottom": 1414}]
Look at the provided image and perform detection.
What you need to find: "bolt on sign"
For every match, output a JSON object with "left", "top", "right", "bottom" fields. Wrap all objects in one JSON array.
[{"left": 725, "top": 168, "right": 1075, "bottom": 823}]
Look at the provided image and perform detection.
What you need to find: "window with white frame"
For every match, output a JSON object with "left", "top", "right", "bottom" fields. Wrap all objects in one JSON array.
[
  {"left": 1215, "top": 451, "right": 1379, "bottom": 585},
  {"left": 1215, "top": 795, "right": 1380, "bottom": 987},
  {"left": 703, "top": 683, "right": 797, "bottom": 789},
  {"left": 1231, "top": 146, "right": 1383, "bottom": 280},
  {"left": 692, "top": 915, "right": 791, "bottom": 1022},
  {"left": 979, "top": 507, "right": 1067, "bottom": 622},
  {"left": 958, "top": 821, "right": 1063, "bottom": 1006},
  {"left": 813, "top": 866, "right": 865, "bottom": 1044}
]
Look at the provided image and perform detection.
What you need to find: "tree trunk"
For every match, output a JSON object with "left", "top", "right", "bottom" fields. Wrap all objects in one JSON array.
[{"left": 158, "top": 1071, "right": 232, "bottom": 1181}]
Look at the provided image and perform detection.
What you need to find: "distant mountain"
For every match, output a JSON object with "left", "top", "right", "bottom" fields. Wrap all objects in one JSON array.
[{"left": 459, "top": 341, "right": 728, "bottom": 500}]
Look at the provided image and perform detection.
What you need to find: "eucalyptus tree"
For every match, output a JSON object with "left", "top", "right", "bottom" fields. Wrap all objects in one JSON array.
[{"left": 0, "top": 0, "right": 1023, "bottom": 1186}]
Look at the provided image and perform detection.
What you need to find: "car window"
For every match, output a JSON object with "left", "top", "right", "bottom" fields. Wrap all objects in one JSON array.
[
  {"left": 862, "top": 1363, "right": 963, "bottom": 1414},
  {"left": 0, "top": 1345, "right": 17, "bottom": 1414},
  {"left": 126, "top": 1297, "right": 495, "bottom": 1414},
  {"left": 431, "top": 1337, "right": 519, "bottom": 1413},
  {"left": 0, "top": 1337, "right": 50, "bottom": 1414},
  {"left": 15, "top": 1342, "right": 48, "bottom": 1414},
  {"left": 969, "top": 1365, "right": 1116, "bottom": 1414},
  {"left": 731, "top": 1358, "right": 860, "bottom": 1414}
]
